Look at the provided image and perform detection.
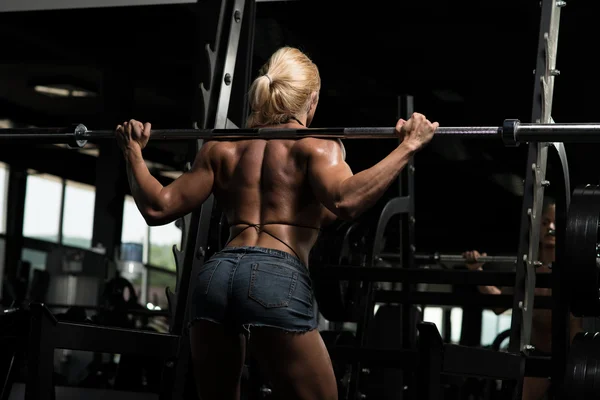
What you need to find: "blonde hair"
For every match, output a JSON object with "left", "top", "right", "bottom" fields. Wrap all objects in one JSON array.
[{"left": 246, "top": 46, "right": 321, "bottom": 128}]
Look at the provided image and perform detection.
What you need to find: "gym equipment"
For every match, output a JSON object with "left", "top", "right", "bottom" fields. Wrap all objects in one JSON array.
[
  {"left": 381, "top": 252, "right": 518, "bottom": 265},
  {"left": 6, "top": 120, "right": 600, "bottom": 148},
  {"left": 45, "top": 247, "right": 108, "bottom": 311},
  {"left": 565, "top": 185, "right": 600, "bottom": 317},
  {"left": 562, "top": 331, "right": 600, "bottom": 399},
  {"left": 0, "top": 0, "right": 252, "bottom": 398},
  {"left": 310, "top": 219, "right": 372, "bottom": 322},
  {"left": 320, "top": 330, "right": 356, "bottom": 396},
  {"left": 161, "top": 0, "right": 252, "bottom": 398}
]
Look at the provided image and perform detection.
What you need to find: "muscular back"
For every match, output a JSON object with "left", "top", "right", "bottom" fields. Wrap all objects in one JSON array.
[{"left": 207, "top": 138, "right": 331, "bottom": 265}]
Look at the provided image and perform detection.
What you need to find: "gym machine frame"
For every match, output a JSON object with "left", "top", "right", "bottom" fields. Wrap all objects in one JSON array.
[
  {"left": 163, "top": 0, "right": 252, "bottom": 397},
  {"left": 0, "top": 0, "right": 254, "bottom": 399},
  {"left": 311, "top": 0, "right": 569, "bottom": 398}
]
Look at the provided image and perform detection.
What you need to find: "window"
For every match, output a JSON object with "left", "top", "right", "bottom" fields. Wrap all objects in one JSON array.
[
  {"left": 147, "top": 268, "right": 176, "bottom": 311},
  {"left": 423, "top": 306, "right": 444, "bottom": 333},
  {"left": 421, "top": 307, "right": 463, "bottom": 344},
  {"left": 21, "top": 248, "right": 47, "bottom": 271},
  {"left": 0, "top": 162, "right": 8, "bottom": 234},
  {"left": 121, "top": 196, "right": 149, "bottom": 264},
  {"left": 450, "top": 308, "right": 463, "bottom": 344},
  {"left": 149, "top": 223, "right": 181, "bottom": 271},
  {"left": 0, "top": 238, "right": 4, "bottom": 298},
  {"left": 481, "top": 309, "right": 512, "bottom": 347},
  {"left": 23, "top": 172, "right": 63, "bottom": 242},
  {"left": 121, "top": 195, "right": 182, "bottom": 270},
  {"left": 23, "top": 172, "right": 96, "bottom": 249},
  {"left": 62, "top": 180, "right": 95, "bottom": 248}
]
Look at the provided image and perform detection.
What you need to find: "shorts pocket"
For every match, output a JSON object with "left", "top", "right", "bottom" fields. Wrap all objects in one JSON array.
[
  {"left": 248, "top": 262, "right": 299, "bottom": 308},
  {"left": 196, "top": 260, "right": 222, "bottom": 295}
]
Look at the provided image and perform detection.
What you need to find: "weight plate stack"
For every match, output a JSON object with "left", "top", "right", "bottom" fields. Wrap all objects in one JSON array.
[{"left": 565, "top": 185, "right": 600, "bottom": 317}]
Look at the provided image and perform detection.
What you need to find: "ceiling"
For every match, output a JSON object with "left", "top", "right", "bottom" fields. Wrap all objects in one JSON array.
[{"left": 0, "top": 0, "right": 598, "bottom": 255}]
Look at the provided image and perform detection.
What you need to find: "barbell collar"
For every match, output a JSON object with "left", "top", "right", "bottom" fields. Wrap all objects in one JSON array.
[
  {"left": 502, "top": 119, "right": 520, "bottom": 147},
  {"left": 73, "top": 124, "right": 88, "bottom": 148}
]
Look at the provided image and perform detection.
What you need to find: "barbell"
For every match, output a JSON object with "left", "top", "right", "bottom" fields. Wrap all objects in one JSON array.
[
  {"left": 5, "top": 120, "right": 600, "bottom": 148},
  {"left": 380, "top": 252, "right": 518, "bottom": 265}
]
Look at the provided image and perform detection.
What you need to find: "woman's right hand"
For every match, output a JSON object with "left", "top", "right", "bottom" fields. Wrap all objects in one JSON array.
[
  {"left": 463, "top": 250, "right": 486, "bottom": 270},
  {"left": 395, "top": 112, "right": 438, "bottom": 152}
]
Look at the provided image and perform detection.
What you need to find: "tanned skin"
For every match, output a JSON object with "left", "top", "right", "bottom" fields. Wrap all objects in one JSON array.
[{"left": 116, "top": 112, "right": 438, "bottom": 400}]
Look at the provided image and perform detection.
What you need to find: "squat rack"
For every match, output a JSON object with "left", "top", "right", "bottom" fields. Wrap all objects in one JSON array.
[
  {"left": 0, "top": 0, "right": 256, "bottom": 399},
  {"left": 311, "top": 0, "right": 570, "bottom": 399}
]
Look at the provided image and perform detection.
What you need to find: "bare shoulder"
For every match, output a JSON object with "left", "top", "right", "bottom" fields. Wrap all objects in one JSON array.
[
  {"left": 296, "top": 138, "right": 344, "bottom": 159},
  {"left": 193, "top": 140, "right": 223, "bottom": 167}
]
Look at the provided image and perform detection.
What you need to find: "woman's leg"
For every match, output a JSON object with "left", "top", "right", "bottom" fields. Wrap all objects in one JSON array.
[
  {"left": 522, "top": 377, "right": 551, "bottom": 400},
  {"left": 248, "top": 327, "right": 337, "bottom": 400}
]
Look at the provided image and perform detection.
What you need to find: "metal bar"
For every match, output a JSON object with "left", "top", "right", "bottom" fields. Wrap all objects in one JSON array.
[
  {"left": 374, "top": 291, "right": 554, "bottom": 309},
  {"left": 516, "top": 123, "right": 600, "bottom": 142},
  {"left": 169, "top": 0, "right": 245, "bottom": 398},
  {"left": 80, "top": 123, "right": 600, "bottom": 141},
  {"left": 328, "top": 346, "right": 417, "bottom": 368},
  {"left": 6, "top": 122, "right": 600, "bottom": 145},
  {"left": 442, "top": 344, "right": 522, "bottom": 380},
  {"left": 45, "top": 303, "right": 171, "bottom": 317},
  {"left": 0, "top": 125, "right": 500, "bottom": 140},
  {"left": 0, "top": 0, "right": 292, "bottom": 12},
  {"left": 347, "top": 278, "right": 376, "bottom": 399},
  {"left": 416, "top": 323, "right": 443, "bottom": 400},
  {"left": 25, "top": 305, "right": 54, "bottom": 400},
  {"left": 510, "top": 0, "right": 562, "bottom": 366},
  {"left": 398, "top": 93, "right": 415, "bottom": 399},
  {"left": 53, "top": 322, "right": 180, "bottom": 358},
  {"left": 214, "top": 0, "right": 245, "bottom": 128},
  {"left": 381, "top": 252, "right": 518, "bottom": 264},
  {"left": 551, "top": 143, "right": 570, "bottom": 395},
  {"left": 7, "top": 121, "right": 600, "bottom": 145},
  {"left": 314, "top": 265, "right": 552, "bottom": 287},
  {"left": 525, "top": 356, "right": 552, "bottom": 378}
]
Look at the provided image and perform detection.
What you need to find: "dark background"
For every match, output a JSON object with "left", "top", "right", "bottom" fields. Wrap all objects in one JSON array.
[{"left": 0, "top": 0, "right": 596, "bottom": 257}]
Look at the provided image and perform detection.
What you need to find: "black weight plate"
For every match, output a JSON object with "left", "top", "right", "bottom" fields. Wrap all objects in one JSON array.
[
  {"left": 564, "top": 331, "right": 600, "bottom": 399},
  {"left": 566, "top": 185, "right": 600, "bottom": 317},
  {"left": 311, "top": 220, "right": 370, "bottom": 322},
  {"left": 564, "top": 332, "right": 589, "bottom": 398},
  {"left": 590, "top": 333, "right": 600, "bottom": 397},
  {"left": 310, "top": 221, "right": 355, "bottom": 322},
  {"left": 580, "top": 332, "right": 600, "bottom": 399},
  {"left": 566, "top": 186, "right": 595, "bottom": 312}
]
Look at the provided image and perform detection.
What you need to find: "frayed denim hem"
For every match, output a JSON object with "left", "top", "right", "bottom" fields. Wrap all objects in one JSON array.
[
  {"left": 187, "top": 318, "right": 316, "bottom": 341},
  {"left": 241, "top": 323, "right": 317, "bottom": 340}
]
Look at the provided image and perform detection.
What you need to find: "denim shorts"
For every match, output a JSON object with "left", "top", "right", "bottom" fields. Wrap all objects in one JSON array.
[{"left": 189, "top": 246, "right": 317, "bottom": 335}]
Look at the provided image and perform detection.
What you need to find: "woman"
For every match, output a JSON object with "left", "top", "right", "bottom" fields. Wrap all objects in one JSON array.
[{"left": 116, "top": 46, "right": 437, "bottom": 400}]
